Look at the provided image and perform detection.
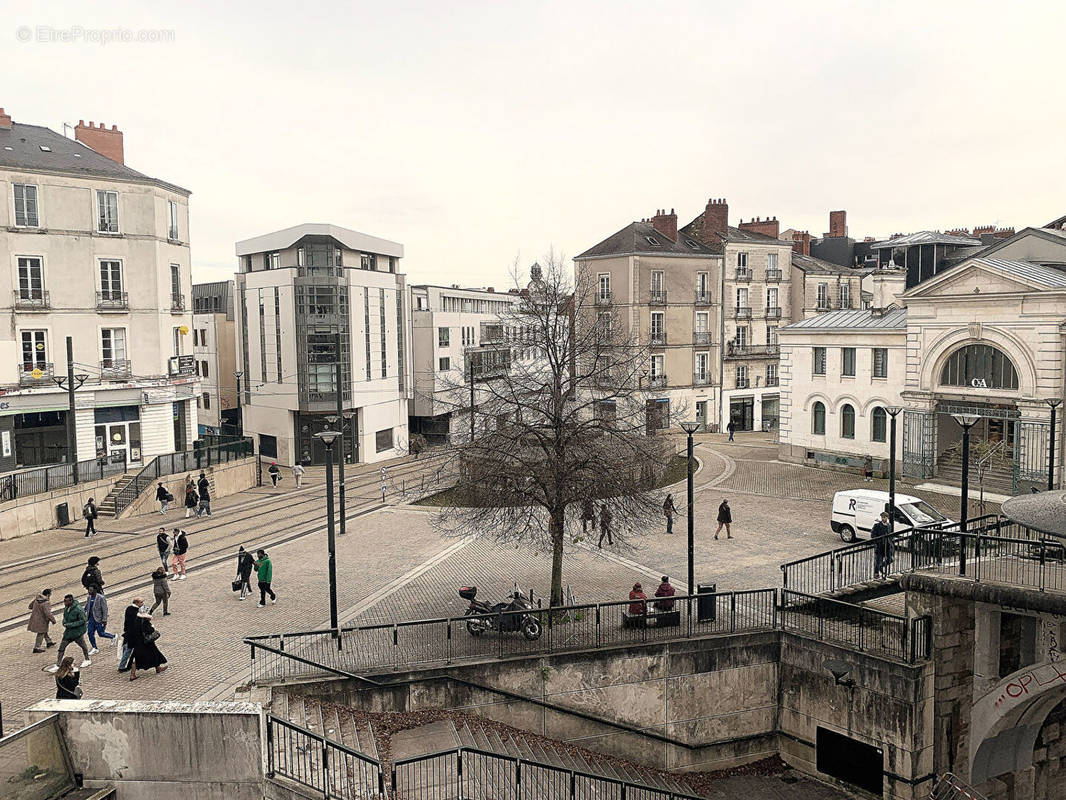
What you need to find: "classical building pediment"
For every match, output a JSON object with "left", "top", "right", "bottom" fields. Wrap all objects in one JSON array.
[{"left": 903, "top": 259, "right": 1061, "bottom": 300}]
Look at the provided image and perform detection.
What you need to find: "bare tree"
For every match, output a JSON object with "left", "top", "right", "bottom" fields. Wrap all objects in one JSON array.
[{"left": 428, "top": 253, "right": 679, "bottom": 606}]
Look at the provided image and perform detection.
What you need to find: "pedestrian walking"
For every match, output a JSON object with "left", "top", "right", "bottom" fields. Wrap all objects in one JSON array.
[
  {"left": 196, "top": 472, "right": 212, "bottom": 517},
  {"left": 253, "top": 549, "right": 276, "bottom": 607},
  {"left": 872, "top": 511, "right": 892, "bottom": 578},
  {"left": 863, "top": 455, "right": 874, "bottom": 482},
  {"left": 55, "top": 657, "right": 82, "bottom": 699},
  {"left": 118, "top": 598, "right": 143, "bottom": 673},
  {"left": 80, "top": 556, "right": 104, "bottom": 593},
  {"left": 27, "top": 588, "right": 57, "bottom": 652},
  {"left": 268, "top": 462, "right": 281, "bottom": 488},
  {"left": 171, "top": 528, "right": 189, "bottom": 579},
  {"left": 236, "top": 546, "right": 255, "bottom": 601},
  {"left": 129, "top": 610, "right": 168, "bottom": 681},
  {"left": 727, "top": 419, "right": 736, "bottom": 442},
  {"left": 597, "top": 503, "right": 613, "bottom": 548},
  {"left": 580, "top": 498, "right": 595, "bottom": 538},
  {"left": 156, "top": 482, "right": 172, "bottom": 514},
  {"left": 85, "top": 585, "right": 116, "bottom": 654},
  {"left": 183, "top": 483, "right": 198, "bottom": 518},
  {"left": 654, "top": 576, "right": 676, "bottom": 611},
  {"left": 46, "top": 594, "right": 91, "bottom": 672},
  {"left": 714, "top": 499, "right": 732, "bottom": 539},
  {"left": 148, "top": 566, "right": 172, "bottom": 616},
  {"left": 292, "top": 462, "right": 306, "bottom": 488},
  {"left": 82, "top": 497, "right": 99, "bottom": 538},
  {"left": 663, "top": 493, "right": 677, "bottom": 534},
  {"left": 156, "top": 528, "right": 171, "bottom": 573}
]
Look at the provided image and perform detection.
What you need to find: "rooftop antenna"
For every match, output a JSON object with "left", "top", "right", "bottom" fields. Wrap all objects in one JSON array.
[{"left": 61, "top": 122, "right": 74, "bottom": 138}]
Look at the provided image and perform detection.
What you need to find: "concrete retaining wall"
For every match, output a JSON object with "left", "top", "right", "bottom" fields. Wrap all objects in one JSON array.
[
  {"left": 121, "top": 457, "right": 256, "bottom": 519},
  {"left": 26, "top": 699, "right": 263, "bottom": 800},
  {"left": 0, "top": 474, "right": 119, "bottom": 541}
]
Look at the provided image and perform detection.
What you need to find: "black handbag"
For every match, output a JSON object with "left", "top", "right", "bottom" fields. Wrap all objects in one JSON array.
[
  {"left": 144, "top": 629, "right": 160, "bottom": 644},
  {"left": 231, "top": 580, "right": 242, "bottom": 592}
]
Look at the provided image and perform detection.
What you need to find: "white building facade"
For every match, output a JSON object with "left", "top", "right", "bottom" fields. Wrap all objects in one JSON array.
[
  {"left": 192, "top": 280, "right": 237, "bottom": 433},
  {"left": 0, "top": 109, "right": 198, "bottom": 473},
  {"left": 234, "top": 224, "right": 410, "bottom": 466}
]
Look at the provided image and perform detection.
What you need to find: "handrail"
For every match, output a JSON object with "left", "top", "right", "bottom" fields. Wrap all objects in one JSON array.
[
  {"left": 266, "top": 713, "right": 385, "bottom": 798},
  {"left": 0, "top": 452, "right": 127, "bottom": 503}
]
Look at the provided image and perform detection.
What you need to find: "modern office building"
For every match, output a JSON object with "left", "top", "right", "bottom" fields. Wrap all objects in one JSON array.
[
  {"left": 192, "top": 280, "right": 238, "bottom": 432},
  {"left": 0, "top": 107, "right": 198, "bottom": 472},
  {"left": 233, "top": 223, "right": 409, "bottom": 465}
]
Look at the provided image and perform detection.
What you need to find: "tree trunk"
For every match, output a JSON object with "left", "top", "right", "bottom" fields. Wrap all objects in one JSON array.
[{"left": 549, "top": 507, "right": 566, "bottom": 606}]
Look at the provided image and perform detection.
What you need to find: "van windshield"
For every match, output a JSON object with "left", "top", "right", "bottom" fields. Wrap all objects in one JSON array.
[{"left": 898, "top": 501, "right": 946, "bottom": 525}]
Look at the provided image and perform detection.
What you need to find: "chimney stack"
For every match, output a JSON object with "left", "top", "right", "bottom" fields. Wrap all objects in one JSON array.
[
  {"left": 792, "top": 231, "right": 811, "bottom": 256},
  {"left": 0, "top": 108, "right": 11, "bottom": 130},
  {"left": 651, "top": 208, "right": 678, "bottom": 242},
  {"left": 829, "top": 210, "right": 847, "bottom": 238},
  {"left": 738, "top": 215, "right": 780, "bottom": 239},
  {"left": 74, "top": 119, "right": 124, "bottom": 164},
  {"left": 703, "top": 198, "right": 729, "bottom": 240}
]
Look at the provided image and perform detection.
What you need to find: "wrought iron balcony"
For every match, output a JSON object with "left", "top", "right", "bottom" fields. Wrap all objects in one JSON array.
[
  {"left": 649, "top": 330, "right": 667, "bottom": 346},
  {"left": 693, "top": 331, "right": 711, "bottom": 346},
  {"left": 96, "top": 291, "right": 129, "bottom": 311},
  {"left": 735, "top": 377, "right": 750, "bottom": 389},
  {"left": 171, "top": 293, "right": 186, "bottom": 312},
  {"left": 734, "top": 306, "right": 752, "bottom": 319},
  {"left": 694, "top": 289, "right": 712, "bottom": 305},
  {"left": 726, "top": 343, "right": 780, "bottom": 359},
  {"left": 765, "top": 376, "right": 779, "bottom": 387},
  {"left": 648, "top": 374, "right": 668, "bottom": 389},
  {"left": 693, "top": 373, "right": 711, "bottom": 386},
  {"left": 18, "top": 362, "right": 54, "bottom": 386},
  {"left": 595, "top": 291, "right": 612, "bottom": 306},
  {"left": 765, "top": 269, "right": 782, "bottom": 282},
  {"left": 765, "top": 306, "right": 782, "bottom": 319},
  {"left": 816, "top": 301, "right": 831, "bottom": 312},
  {"left": 649, "top": 290, "right": 667, "bottom": 305},
  {"left": 13, "top": 290, "right": 49, "bottom": 310},
  {"left": 100, "top": 359, "right": 132, "bottom": 379},
  {"left": 735, "top": 268, "right": 751, "bottom": 283}
]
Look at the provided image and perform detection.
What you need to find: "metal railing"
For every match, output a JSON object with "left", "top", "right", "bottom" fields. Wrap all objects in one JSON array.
[
  {"left": 1, "top": 452, "right": 127, "bottom": 503},
  {"left": 649, "top": 330, "right": 667, "bottom": 346},
  {"left": 692, "top": 373, "right": 710, "bottom": 386},
  {"left": 17, "top": 362, "right": 54, "bottom": 386},
  {"left": 648, "top": 290, "right": 667, "bottom": 305},
  {"left": 266, "top": 715, "right": 385, "bottom": 799},
  {"left": 930, "top": 773, "right": 988, "bottom": 800},
  {"left": 735, "top": 377, "right": 750, "bottom": 388},
  {"left": 96, "top": 290, "right": 129, "bottom": 310},
  {"left": 780, "top": 515, "right": 1061, "bottom": 596},
  {"left": 595, "top": 291, "right": 612, "bottom": 306},
  {"left": 112, "top": 437, "right": 254, "bottom": 516},
  {"left": 735, "top": 269, "right": 751, "bottom": 282},
  {"left": 694, "top": 289, "right": 711, "bottom": 305},
  {"left": 693, "top": 331, "right": 711, "bottom": 345},
  {"left": 734, "top": 306, "right": 752, "bottom": 319},
  {"left": 765, "top": 269, "right": 782, "bottom": 282},
  {"left": 100, "top": 358, "right": 132, "bottom": 379},
  {"left": 171, "top": 293, "right": 186, "bottom": 312},
  {"left": 648, "top": 374, "right": 668, "bottom": 389},
  {"left": 780, "top": 590, "right": 931, "bottom": 663},
  {"left": 726, "top": 343, "right": 779, "bottom": 358},
  {"left": 246, "top": 590, "right": 779, "bottom": 684},
  {"left": 765, "top": 306, "right": 782, "bottom": 319},
  {"left": 13, "top": 290, "right": 49, "bottom": 310}
]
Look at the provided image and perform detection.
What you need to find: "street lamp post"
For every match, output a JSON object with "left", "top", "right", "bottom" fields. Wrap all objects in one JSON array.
[
  {"left": 233, "top": 371, "right": 244, "bottom": 436},
  {"left": 886, "top": 406, "right": 903, "bottom": 526},
  {"left": 314, "top": 429, "right": 342, "bottom": 645},
  {"left": 680, "top": 421, "right": 701, "bottom": 599},
  {"left": 52, "top": 336, "right": 89, "bottom": 484},
  {"left": 1048, "top": 399, "right": 1062, "bottom": 491},
  {"left": 951, "top": 413, "right": 982, "bottom": 577}
]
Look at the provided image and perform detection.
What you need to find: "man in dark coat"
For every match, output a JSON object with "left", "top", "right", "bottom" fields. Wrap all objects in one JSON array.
[
  {"left": 156, "top": 482, "right": 171, "bottom": 514},
  {"left": 715, "top": 500, "right": 732, "bottom": 539},
  {"left": 196, "top": 472, "right": 212, "bottom": 517},
  {"left": 653, "top": 576, "right": 676, "bottom": 612},
  {"left": 118, "top": 597, "right": 144, "bottom": 672},
  {"left": 80, "top": 557, "right": 104, "bottom": 593},
  {"left": 872, "top": 511, "right": 893, "bottom": 578},
  {"left": 236, "top": 546, "right": 255, "bottom": 600},
  {"left": 83, "top": 497, "right": 99, "bottom": 538}
]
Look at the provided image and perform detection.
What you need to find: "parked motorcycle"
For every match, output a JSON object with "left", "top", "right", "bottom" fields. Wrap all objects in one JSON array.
[{"left": 459, "top": 585, "right": 542, "bottom": 640}]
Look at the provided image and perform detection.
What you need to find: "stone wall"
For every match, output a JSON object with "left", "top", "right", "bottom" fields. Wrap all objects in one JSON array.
[
  {"left": 0, "top": 473, "right": 119, "bottom": 541},
  {"left": 25, "top": 699, "right": 263, "bottom": 800},
  {"left": 120, "top": 456, "right": 256, "bottom": 519}
]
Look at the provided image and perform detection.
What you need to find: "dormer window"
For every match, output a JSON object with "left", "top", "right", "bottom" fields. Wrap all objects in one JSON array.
[{"left": 644, "top": 236, "right": 661, "bottom": 247}]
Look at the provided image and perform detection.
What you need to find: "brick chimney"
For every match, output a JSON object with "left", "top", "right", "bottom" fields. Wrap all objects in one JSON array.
[
  {"left": 0, "top": 108, "right": 11, "bottom": 130},
  {"left": 703, "top": 197, "right": 729, "bottom": 241},
  {"left": 74, "top": 120, "right": 124, "bottom": 164},
  {"left": 829, "top": 210, "right": 847, "bottom": 238},
  {"left": 651, "top": 208, "right": 678, "bottom": 242},
  {"left": 993, "top": 226, "right": 1015, "bottom": 239},
  {"left": 972, "top": 225, "right": 994, "bottom": 236},
  {"left": 792, "top": 230, "right": 811, "bottom": 256},
  {"left": 738, "top": 215, "right": 780, "bottom": 239},
  {"left": 946, "top": 227, "right": 970, "bottom": 237}
]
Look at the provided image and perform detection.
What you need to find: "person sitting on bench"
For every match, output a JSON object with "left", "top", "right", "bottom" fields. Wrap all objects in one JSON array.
[
  {"left": 653, "top": 576, "right": 676, "bottom": 612},
  {"left": 628, "top": 583, "right": 647, "bottom": 616}
]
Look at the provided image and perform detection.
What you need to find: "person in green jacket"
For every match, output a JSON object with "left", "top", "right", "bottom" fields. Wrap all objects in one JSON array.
[
  {"left": 253, "top": 550, "right": 276, "bottom": 608},
  {"left": 47, "top": 594, "right": 91, "bottom": 672}
]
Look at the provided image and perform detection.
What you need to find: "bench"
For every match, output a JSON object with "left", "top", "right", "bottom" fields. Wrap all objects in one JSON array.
[{"left": 622, "top": 608, "right": 681, "bottom": 629}]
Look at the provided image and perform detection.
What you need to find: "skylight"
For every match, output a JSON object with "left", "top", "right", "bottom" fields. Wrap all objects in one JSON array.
[
  {"left": 644, "top": 236, "right": 661, "bottom": 246},
  {"left": 685, "top": 239, "right": 700, "bottom": 249},
  {"left": 39, "top": 145, "right": 51, "bottom": 152}
]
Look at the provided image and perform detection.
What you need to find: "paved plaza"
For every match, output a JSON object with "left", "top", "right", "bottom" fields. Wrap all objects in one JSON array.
[{"left": 0, "top": 434, "right": 988, "bottom": 734}]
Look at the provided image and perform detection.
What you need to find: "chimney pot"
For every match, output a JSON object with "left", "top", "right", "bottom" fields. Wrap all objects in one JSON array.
[
  {"left": 651, "top": 207, "right": 678, "bottom": 242},
  {"left": 74, "top": 118, "right": 125, "bottom": 164},
  {"left": 0, "top": 107, "right": 11, "bottom": 130}
]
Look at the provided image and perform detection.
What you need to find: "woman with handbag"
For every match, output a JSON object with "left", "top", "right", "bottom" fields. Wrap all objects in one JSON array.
[
  {"left": 55, "top": 656, "right": 82, "bottom": 699},
  {"left": 129, "top": 610, "right": 167, "bottom": 681},
  {"left": 235, "top": 546, "right": 255, "bottom": 601}
]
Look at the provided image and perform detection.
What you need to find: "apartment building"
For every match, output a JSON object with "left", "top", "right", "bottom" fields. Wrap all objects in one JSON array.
[
  {"left": 192, "top": 280, "right": 237, "bottom": 432},
  {"left": 234, "top": 223, "right": 409, "bottom": 466},
  {"left": 0, "top": 108, "right": 197, "bottom": 472},
  {"left": 409, "top": 284, "right": 522, "bottom": 443},
  {"left": 574, "top": 210, "right": 724, "bottom": 431}
]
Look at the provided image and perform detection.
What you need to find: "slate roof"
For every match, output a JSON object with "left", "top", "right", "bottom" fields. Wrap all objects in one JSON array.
[
  {"left": 0, "top": 121, "right": 189, "bottom": 194},
  {"left": 782, "top": 307, "right": 908, "bottom": 331},
  {"left": 679, "top": 212, "right": 784, "bottom": 247},
  {"left": 869, "top": 231, "right": 981, "bottom": 249},
  {"left": 967, "top": 258, "right": 1066, "bottom": 288},
  {"left": 576, "top": 221, "right": 722, "bottom": 259},
  {"left": 1045, "top": 213, "right": 1066, "bottom": 230},
  {"left": 791, "top": 252, "right": 869, "bottom": 276}
]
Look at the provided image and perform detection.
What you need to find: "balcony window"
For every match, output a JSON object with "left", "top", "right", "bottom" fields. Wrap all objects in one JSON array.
[
  {"left": 13, "top": 184, "right": 39, "bottom": 227},
  {"left": 17, "top": 256, "right": 45, "bottom": 302},
  {"left": 737, "top": 252, "right": 748, "bottom": 268},
  {"left": 736, "top": 365, "right": 749, "bottom": 388},
  {"left": 101, "top": 328, "right": 127, "bottom": 365},
  {"left": 97, "top": 190, "right": 119, "bottom": 233},
  {"left": 99, "top": 259, "right": 123, "bottom": 298},
  {"left": 21, "top": 329, "right": 48, "bottom": 369}
]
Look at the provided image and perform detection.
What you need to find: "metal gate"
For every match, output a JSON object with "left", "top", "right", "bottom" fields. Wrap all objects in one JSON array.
[
  {"left": 1014, "top": 419, "right": 1050, "bottom": 492},
  {"left": 902, "top": 409, "right": 936, "bottom": 479}
]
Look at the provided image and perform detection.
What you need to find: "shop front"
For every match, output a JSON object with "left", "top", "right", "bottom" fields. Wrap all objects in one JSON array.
[{"left": 94, "top": 405, "right": 142, "bottom": 465}]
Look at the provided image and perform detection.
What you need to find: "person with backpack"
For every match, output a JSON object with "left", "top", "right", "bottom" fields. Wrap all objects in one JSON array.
[
  {"left": 196, "top": 472, "right": 212, "bottom": 517},
  {"left": 85, "top": 585, "right": 116, "bottom": 653},
  {"left": 236, "top": 546, "right": 255, "bottom": 601},
  {"left": 171, "top": 528, "right": 189, "bottom": 580},
  {"left": 183, "top": 483, "right": 198, "bottom": 518},
  {"left": 663, "top": 493, "right": 677, "bottom": 534},
  {"left": 268, "top": 462, "right": 281, "bottom": 488},
  {"left": 156, "top": 482, "right": 172, "bottom": 514},
  {"left": 28, "top": 588, "right": 57, "bottom": 653},
  {"left": 83, "top": 497, "right": 98, "bottom": 538},
  {"left": 714, "top": 499, "right": 733, "bottom": 540},
  {"left": 80, "top": 556, "right": 104, "bottom": 593},
  {"left": 46, "top": 594, "right": 91, "bottom": 672},
  {"left": 253, "top": 549, "right": 276, "bottom": 607},
  {"left": 155, "top": 528, "right": 171, "bottom": 573}
]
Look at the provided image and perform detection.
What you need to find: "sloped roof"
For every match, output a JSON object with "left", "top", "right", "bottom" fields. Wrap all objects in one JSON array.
[
  {"left": 0, "top": 121, "right": 189, "bottom": 195},
  {"left": 576, "top": 220, "right": 721, "bottom": 259},
  {"left": 235, "top": 223, "right": 404, "bottom": 258},
  {"left": 782, "top": 307, "right": 908, "bottom": 331},
  {"left": 961, "top": 226, "right": 1066, "bottom": 261},
  {"left": 869, "top": 231, "right": 981, "bottom": 249},
  {"left": 792, "top": 252, "right": 869, "bottom": 275},
  {"left": 679, "top": 212, "right": 784, "bottom": 248},
  {"left": 967, "top": 258, "right": 1066, "bottom": 288}
]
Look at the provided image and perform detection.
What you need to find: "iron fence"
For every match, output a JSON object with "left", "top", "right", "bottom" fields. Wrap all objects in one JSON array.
[
  {"left": 267, "top": 715, "right": 386, "bottom": 799},
  {"left": 0, "top": 452, "right": 127, "bottom": 503},
  {"left": 930, "top": 773, "right": 988, "bottom": 800}
]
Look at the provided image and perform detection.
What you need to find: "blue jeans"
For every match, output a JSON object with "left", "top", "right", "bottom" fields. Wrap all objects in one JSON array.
[
  {"left": 87, "top": 617, "right": 115, "bottom": 648},
  {"left": 666, "top": 515, "right": 673, "bottom": 533}
]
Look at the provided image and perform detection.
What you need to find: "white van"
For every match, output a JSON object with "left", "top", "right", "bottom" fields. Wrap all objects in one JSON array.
[{"left": 830, "top": 489, "right": 952, "bottom": 542}]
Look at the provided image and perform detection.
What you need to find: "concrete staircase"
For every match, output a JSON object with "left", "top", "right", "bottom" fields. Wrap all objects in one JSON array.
[
  {"left": 936, "top": 443, "right": 1015, "bottom": 496},
  {"left": 96, "top": 473, "right": 138, "bottom": 518}
]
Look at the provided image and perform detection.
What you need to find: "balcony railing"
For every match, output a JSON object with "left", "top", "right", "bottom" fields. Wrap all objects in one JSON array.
[
  {"left": 736, "top": 377, "right": 750, "bottom": 388},
  {"left": 96, "top": 290, "right": 129, "bottom": 311},
  {"left": 766, "top": 376, "right": 779, "bottom": 387},
  {"left": 765, "top": 269, "right": 782, "bottom": 282},
  {"left": 171, "top": 293, "right": 186, "bottom": 312},
  {"left": 649, "top": 290, "right": 667, "bottom": 305},
  {"left": 694, "top": 289, "right": 712, "bottom": 305},
  {"left": 648, "top": 374, "right": 668, "bottom": 389},
  {"left": 18, "top": 362, "right": 54, "bottom": 386},
  {"left": 13, "top": 290, "right": 49, "bottom": 310},
  {"left": 765, "top": 306, "right": 782, "bottom": 319},
  {"left": 649, "top": 330, "right": 667, "bottom": 346},
  {"left": 816, "top": 301, "right": 831, "bottom": 311},
  {"left": 100, "top": 359, "right": 132, "bottom": 379},
  {"left": 693, "top": 372, "right": 711, "bottom": 386},
  {"left": 693, "top": 331, "right": 711, "bottom": 346},
  {"left": 735, "top": 268, "right": 751, "bottom": 282},
  {"left": 595, "top": 291, "right": 612, "bottom": 306},
  {"left": 726, "top": 343, "right": 780, "bottom": 358},
  {"left": 837, "top": 300, "right": 852, "bottom": 310},
  {"left": 734, "top": 306, "right": 752, "bottom": 319}
]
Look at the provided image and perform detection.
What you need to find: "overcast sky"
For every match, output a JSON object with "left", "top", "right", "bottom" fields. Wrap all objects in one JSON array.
[{"left": 4, "top": 0, "right": 1064, "bottom": 286}]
